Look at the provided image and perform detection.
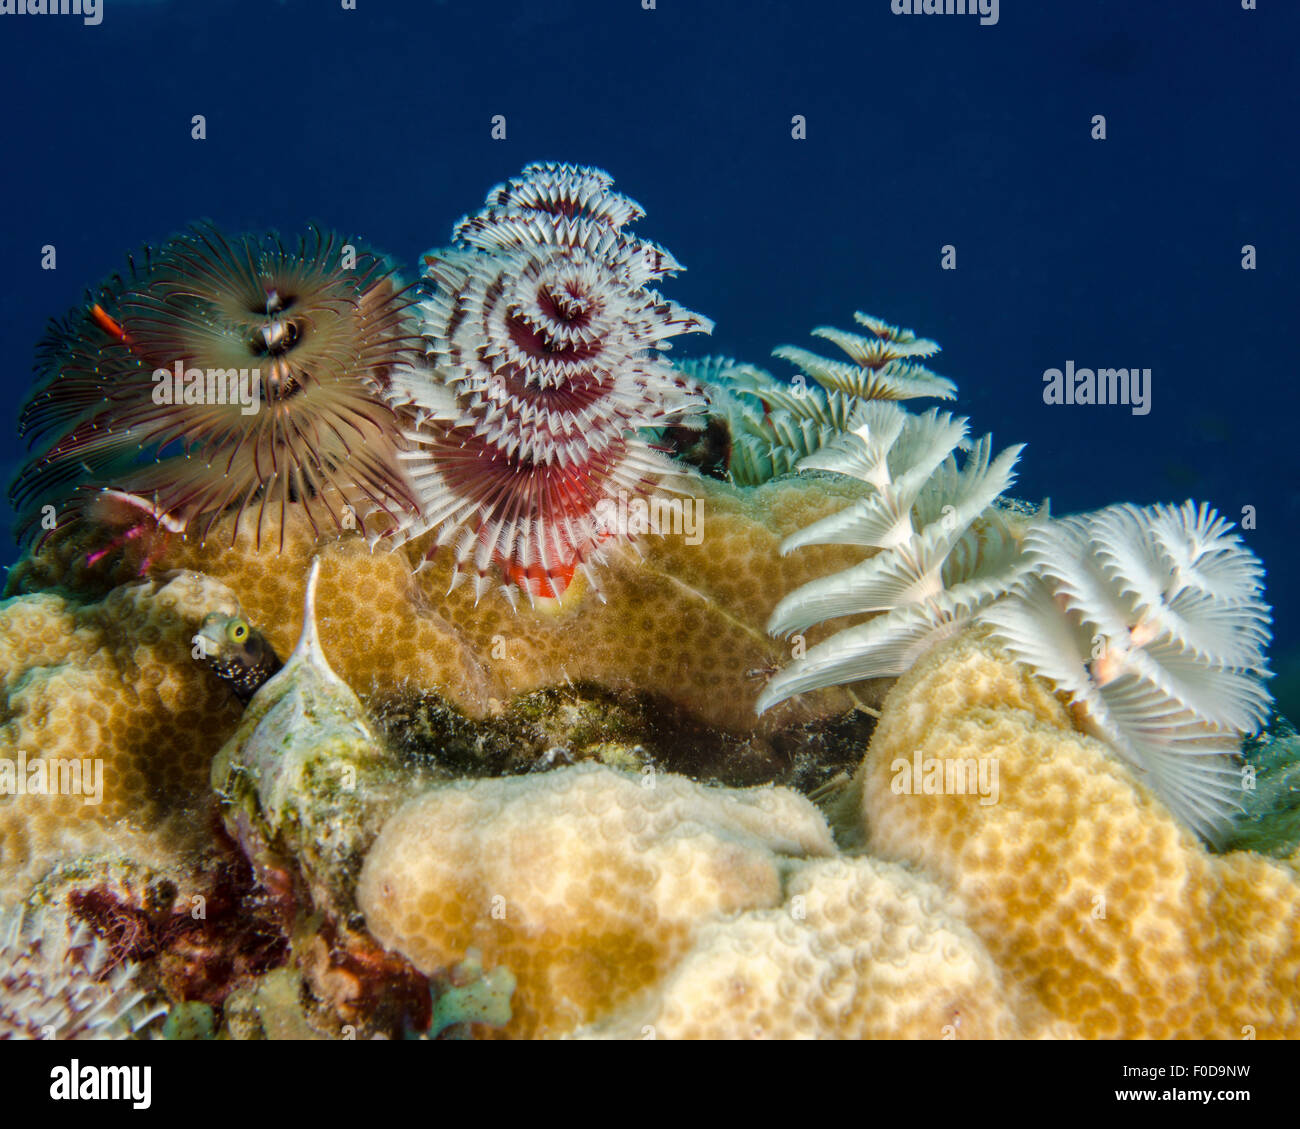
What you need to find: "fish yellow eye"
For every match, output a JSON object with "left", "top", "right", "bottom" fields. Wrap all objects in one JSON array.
[{"left": 228, "top": 619, "right": 250, "bottom": 644}]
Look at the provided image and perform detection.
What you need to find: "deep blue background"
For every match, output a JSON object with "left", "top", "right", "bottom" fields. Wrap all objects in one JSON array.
[{"left": 1, "top": 0, "right": 1296, "bottom": 709}]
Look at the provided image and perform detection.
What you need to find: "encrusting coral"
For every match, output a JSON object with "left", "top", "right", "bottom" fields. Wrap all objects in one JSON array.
[
  {"left": 572, "top": 855, "right": 1065, "bottom": 1040},
  {"left": 353, "top": 622, "right": 1299, "bottom": 1040},
  {"left": 852, "top": 629, "right": 1300, "bottom": 1039},
  {"left": 357, "top": 763, "right": 839, "bottom": 1038},
  {"left": 0, "top": 165, "right": 1293, "bottom": 1042},
  {"left": 8, "top": 472, "right": 884, "bottom": 736},
  {"left": 358, "top": 612, "right": 1297, "bottom": 1042},
  {"left": 0, "top": 570, "right": 243, "bottom": 900},
  {"left": 3, "top": 459, "right": 1294, "bottom": 1039}
]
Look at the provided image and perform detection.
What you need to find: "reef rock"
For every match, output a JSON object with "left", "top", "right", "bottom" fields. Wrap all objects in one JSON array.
[
  {"left": 854, "top": 629, "right": 1300, "bottom": 1039},
  {"left": 0, "top": 571, "right": 242, "bottom": 901},
  {"left": 358, "top": 763, "right": 837, "bottom": 1037},
  {"left": 9, "top": 473, "right": 884, "bottom": 737}
]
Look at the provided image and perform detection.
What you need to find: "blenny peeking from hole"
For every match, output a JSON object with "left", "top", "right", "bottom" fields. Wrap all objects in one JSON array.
[{"left": 194, "top": 611, "right": 283, "bottom": 703}]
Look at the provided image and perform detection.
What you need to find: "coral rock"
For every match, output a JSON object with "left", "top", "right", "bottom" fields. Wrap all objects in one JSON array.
[
  {"left": 577, "top": 856, "right": 1062, "bottom": 1039},
  {"left": 11, "top": 473, "right": 884, "bottom": 736},
  {"left": 0, "top": 572, "right": 243, "bottom": 899},
  {"left": 854, "top": 629, "right": 1300, "bottom": 1039},
  {"left": 357, "top": 763, "right": 837, "bottom": 1037}
]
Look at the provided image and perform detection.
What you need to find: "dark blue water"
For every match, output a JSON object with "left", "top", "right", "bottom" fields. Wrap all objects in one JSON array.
[{"left": 1, "top": 0, "right": 1295, "bottom": 707}]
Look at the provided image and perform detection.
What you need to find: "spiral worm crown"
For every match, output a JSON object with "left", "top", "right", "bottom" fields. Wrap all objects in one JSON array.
[
  {"left": 389, "top": 162, "right": 713, "bottom": 603},
  {"left": 11, "top": 224, "right": 420, "bottom": 549}
]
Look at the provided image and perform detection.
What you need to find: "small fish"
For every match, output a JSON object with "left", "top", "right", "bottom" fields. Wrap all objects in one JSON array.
[{"left": 195, "top": 612, "right": 283, "bottom": 703}]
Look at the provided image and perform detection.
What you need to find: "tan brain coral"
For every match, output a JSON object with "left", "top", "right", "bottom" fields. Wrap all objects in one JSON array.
[
  {"left": 577, "top": 855, "right": 1063, "bottom": 1039},
  {"left": 359, "top": 761, "right": 1073, "bottom": 1040},
  {"left": 853, "top": 628, "right": 1300, "bottom": 1039},
  {"left": 0, "top": 572, "right": 243, "bottom": 901},
  {"left": 8, "top": 475, "right": 1296, "bottom": 1041},
  {"left": 357, "top": 763, "right": 838, "bottom": 1037},
  {"left": 10, "top": 473, "right": 882, "bottom": 734}
]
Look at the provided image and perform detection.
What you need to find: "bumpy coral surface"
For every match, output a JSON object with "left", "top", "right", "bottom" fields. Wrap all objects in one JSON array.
[
  {"left": 0, "top": 571, "right": 242, "bottom": 899},
  {"left": 10, "top": 473, "right": 882, "bottom": 735},
  {"left": 576, "top": 855, "right": 1062, "bottom": 1039},
  {"left": 3, "top": 167, "right": 1291, "bottom": 1045},
  {"left": 2, "top": 525, "right": 1295, "bottom": 1040},
  {"left": 854, "top": 629, "right": 1300, "bottom": 1038},
  {"left": 357, "top": 764, "right": 837, "bottom": 1038}
]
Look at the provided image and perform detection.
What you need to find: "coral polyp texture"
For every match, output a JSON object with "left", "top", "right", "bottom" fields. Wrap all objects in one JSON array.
[
  {"left": 0, "top": 164, "right": 1294, "bottom": 1042},
  {"left": 979, "top": 500, "right": 1273, "bottom": 840},
  {"left": 9, "top": 471, "right": 879, "bottom": 733},
  {"left": 385, "top": 162, "right": 713, "bottom": 603},
  {"left": 854, "top": 631, "right": 1300, "bottom": 1039},
  {"left": 573, "top": 856, "right": 1064, "bottom": 1040},
  {"left": 357, "top": 764, "right": 838, "bottom": 1038},
  {"left": 11, "top": 224, "right": 419, "bottom": 549},
  {"left": 361, "top": 766, "right": 1064, "bottom": 1040},
  {"left": 0, "top": 570, "right": 243, "bottom": 899}
]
